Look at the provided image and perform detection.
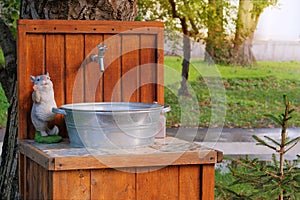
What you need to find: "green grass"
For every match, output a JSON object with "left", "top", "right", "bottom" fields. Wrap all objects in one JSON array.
[{"left": 164, "top": 56, "right": 300, "bottom": 128}]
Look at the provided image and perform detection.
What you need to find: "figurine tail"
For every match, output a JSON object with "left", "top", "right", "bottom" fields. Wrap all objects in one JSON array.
[{"left": 48, "top": 125, "right": 59, "bottom": 136}]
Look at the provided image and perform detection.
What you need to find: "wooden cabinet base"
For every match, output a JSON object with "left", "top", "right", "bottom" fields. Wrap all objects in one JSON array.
[{"left": 19, "top": 137, "right": 222, "bottom": 200}]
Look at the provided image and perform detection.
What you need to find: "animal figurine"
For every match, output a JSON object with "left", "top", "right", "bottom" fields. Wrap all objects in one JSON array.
[{"left": 30, "top": 72, "right": 59, "bottom": 137}]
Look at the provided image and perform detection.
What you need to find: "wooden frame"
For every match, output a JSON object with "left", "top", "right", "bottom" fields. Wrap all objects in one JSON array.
[
  {"left": 19, "top": 138, "right": 221, "bottom": 200},
  {"left": 17, "top": 19, "right": 164, "bottom": 140}
]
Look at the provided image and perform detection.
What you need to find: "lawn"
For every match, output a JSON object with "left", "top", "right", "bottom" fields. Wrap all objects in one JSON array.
[{"left": 164, "top": 56, "right": 300, "bottom": 128}]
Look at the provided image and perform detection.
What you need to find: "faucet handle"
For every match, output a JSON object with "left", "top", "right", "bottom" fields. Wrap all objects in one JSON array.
[{"left": 98, "top": 44, "right": 108, "bottom": 57}]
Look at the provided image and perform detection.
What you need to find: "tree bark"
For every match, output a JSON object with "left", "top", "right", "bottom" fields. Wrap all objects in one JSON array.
[
  {"left": 178, "top": 30, "right": 191, "bottom": 96},
  {"left": 0, "top": 1, "right": 137, "bottom": 199},
  {"left": 168, "top": 0, "right": 191, "bottom": 96},
  {"left": 0, "top": 17, "right": 19, "bottom": 200},
  {"left": 0, "top": 83, "right": 18, "bottom": 200},
  {"left": 21, "top": 0, "right": 137, "bottom": 20},
  {"left": 233, "top": 0, "right": 258, "bottom": 65}
]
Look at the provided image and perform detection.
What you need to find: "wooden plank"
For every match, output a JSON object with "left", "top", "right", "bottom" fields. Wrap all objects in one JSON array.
[
  {"left": 17, "top": 24, "right": 29, "bottom": 139},
  {"left": 201, "top": 164, "right": 215, "bottom": 200},
  {"left": 39, "top": 163, "right": 50, "bottom": 200},
  {"left": 45, "top": 34, "right": 66, "bottom": 136},
  {"left": 156, "top": 27, "right": 164, "bottom": 104},
  {"left": 18, "top": 19, "right": 164, "bottom": 34},
  {"left": 84, "top": 34, "right": 103, "bottom": 102},
  {"left": 179, "top": 165, "right": 201, "bottom": 200},
  {"left": 52, "top": 170, "right": 91, "bottom": 200},
  {"left": 26, "top": 158, "right": 37, "bottom": 200},
  {"left": 91, "top": 168, "right": 136, "bottom": 199},
  {"left": 19, "top": 141, "right": 55, "bottom": 170},
  {"left": 121, "top": 35, "right": 140, "bottom": 102},
  {"left": 45, "top": 34, "right": 65, "bottom": 106},
  {"left": 25, "top": 34, "right": 45, "bottom": 139},
  {"left": 136, "top": 166, "right": 179, "bottom": 200},
  {"left": 140, "top": 35, "right": 157, "bottom": 103},
  {"left": 18, "top": 153, "right": 25, "bottom": 199},
  {"left": 65, "top": 34, "right": 85, "bottom": 104},
  {"left": 18, "top": 139, "right": 218, "bottom": 170},
  {"left": 53, "top": 150, "right": 216, "bottom": 171},
  {"left": 103, "top": 34, "right": 121, "bottom": 102},
  {"left": 24, "top": 156, "right": 28, "bottom": 200}
]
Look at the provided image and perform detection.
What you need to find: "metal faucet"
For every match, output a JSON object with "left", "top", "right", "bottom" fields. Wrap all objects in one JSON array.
[{"left": 90, "top": 44, "right": 108, "bottom": 72}]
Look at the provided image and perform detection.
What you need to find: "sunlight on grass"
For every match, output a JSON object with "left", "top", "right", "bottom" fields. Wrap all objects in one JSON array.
[{"left": 164, "top": 56, "right": 300, "bottom": 128}]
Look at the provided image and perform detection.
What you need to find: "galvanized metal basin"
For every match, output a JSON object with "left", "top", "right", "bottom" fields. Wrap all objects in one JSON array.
[{"left": 52, "top": 102, "right": 170, "bottom": 148}]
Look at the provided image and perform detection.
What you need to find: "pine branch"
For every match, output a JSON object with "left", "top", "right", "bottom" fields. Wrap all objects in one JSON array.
[
  {"left": 284, "top": 137, "right": 300, "bottom": 154},
  {"left": 264, "top": 135, "right": 281, "bottom": 147},
  {"left": 252, "top": 135, "right": 278, "bottom": 151},
  {"left": 264, "top": 114, "right": 282, "bottom": 126}
]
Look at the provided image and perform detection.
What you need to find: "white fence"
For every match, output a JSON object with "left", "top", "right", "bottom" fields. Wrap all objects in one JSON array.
[
  {"left": 165, "top": 40, "right": 300, "bottom": 62},
  {"left": 252, "top": 40, "right": 300, "bottom": 62}
]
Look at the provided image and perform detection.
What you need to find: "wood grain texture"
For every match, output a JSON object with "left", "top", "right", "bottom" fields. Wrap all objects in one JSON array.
[
  {"left": 201, "top": 164, "right": 215, "bottom": 200},
  {"left": 45, "top": 34, "right": 66, "bottom": 136},
  {"left": 179, "top": 165, "right": 200, "bottom": 200},
  {"left": 17, "top": 24, "right": 28, "bottom": 139},
  {"left": 121, "top": 35, "right": 140, "bottom": 102},
  {"left": 84, "top": 34, "right": 103, "bottom": 102},
  {"left": 25, "top": 34, "right": 45, "bottom": 139},
  {"left": 91, "top": 168, "right": 136, "bottom": 200},
  {"left": 19, "top": 138, "right": 218, "bottom": 171},
  {"left": 140, "top": 35, "right": 156, "bottom": 103},
  {"left": 18, "top": 153, "right": 25, "bottom": 199},
  {"left": 52, "top": 170, "right": 91, "bottom": 200},
  {"left": 136, "top": 166, "right": 179, "bottom": 200},
  {"left": 103, "top": 34, "right": 121, "bottom": 102},
  {"left": 156, "top": 27, "right": 164, "bottom": 104},
  {"left": 65, "top": 34, "right": 85, "bottom": 104},
  {"left": 18, "top": 20, "right": 164, "bottom": 34}
]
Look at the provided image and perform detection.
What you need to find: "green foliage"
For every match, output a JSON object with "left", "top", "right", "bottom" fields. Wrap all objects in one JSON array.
[
  {"left": 252, "top": 0, "right": 278, "bottom": 19},
  {"left": 0, "top": 49, "right": 4, "bottom": 65},
  {"left": 218, "top": 96, "right": 300, "bottom": 199},
  {"left": 137, "top": 0, "right": 278, "bottom": 65},
  {"left": 0, "top": 85, "right": 8, "bottom": 128},
  {"left": 138, "top": 0, "right": 206, "bottom": 41},
  {"left": 0, "top": 0, "right": 20, "bottom": 36}
]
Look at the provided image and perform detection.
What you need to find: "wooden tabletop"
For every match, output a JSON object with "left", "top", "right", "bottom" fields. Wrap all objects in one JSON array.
[{"left": 19, "top": 137, "right": 222, "bottom": 171}]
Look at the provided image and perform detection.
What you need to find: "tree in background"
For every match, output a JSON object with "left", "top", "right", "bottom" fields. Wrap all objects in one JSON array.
[
  {"left": 232, "top": 0, "right": 277, "bottom": 65},
  {"left": 204, "top": 0, "right": 231, "bottom": 64},
  {"left": 138, "top": 0, "right": 205, "bottom": 96},
  {"left": 0, "top": 0, "right": 137, "bottom": 199},
  {"left": 138, "top": 0, "right": 278, "bottom": 67}
]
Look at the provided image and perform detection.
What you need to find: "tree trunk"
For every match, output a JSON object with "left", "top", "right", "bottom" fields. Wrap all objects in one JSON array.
[
  {"left": 21, "top": 0, "right": 137, "bottom": 20},
  {"left": 177, "top": 16, "right": 191, "bottom": 96},
  {"left": 178, "top": 33, "right": 191, "bottom": 96},
  {"left": 0, "top": 83, "right": 18, "bottom": 200},
  {"left": 0, "top": 1, "right": 137, "bottom": 199},
  {"left": 0, "top": 18, "right": 19, "bottom": 200},
  {"left": 233, "top": 0, "right": 258, "bottom": 65}
]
